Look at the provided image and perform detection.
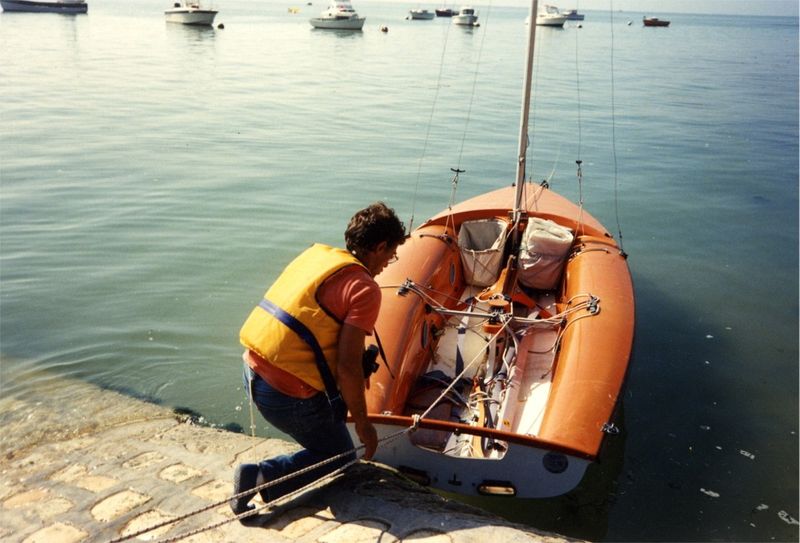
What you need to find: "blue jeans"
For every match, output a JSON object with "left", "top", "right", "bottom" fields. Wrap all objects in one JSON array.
[{"left": 243, "top": 364, "right": 356, "bottom": 502}]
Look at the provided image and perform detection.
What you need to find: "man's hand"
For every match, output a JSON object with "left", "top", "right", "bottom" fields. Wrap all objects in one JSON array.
[
  {"left": 336, "top": 323, "right": 377, "bottom": 459},
  {"left": 355, "top": 420, "right": 378, "bottom": 460}
]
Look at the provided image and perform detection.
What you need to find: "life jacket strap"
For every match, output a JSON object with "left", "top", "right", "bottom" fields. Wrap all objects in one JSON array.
[{"left": 258, "top": 298, "right": 346, "bottom": 419}]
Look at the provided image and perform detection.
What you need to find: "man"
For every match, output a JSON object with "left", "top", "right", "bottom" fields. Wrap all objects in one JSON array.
[{"left": 231, "top": 202, "right": 406, "bottom": 514}]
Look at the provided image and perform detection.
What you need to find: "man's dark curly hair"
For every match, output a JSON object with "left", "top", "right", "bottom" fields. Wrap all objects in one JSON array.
[{"left": 344, "top": 202, "right": 406, "bottom": 255}]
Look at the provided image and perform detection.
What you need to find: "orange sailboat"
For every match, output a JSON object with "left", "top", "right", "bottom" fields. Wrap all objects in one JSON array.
[{"left": 348, "top": 0, "right": 634, "bottom": 498}]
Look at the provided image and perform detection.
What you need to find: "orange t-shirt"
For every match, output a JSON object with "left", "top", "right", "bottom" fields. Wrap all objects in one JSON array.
[{"left": 317, "top": 264, "right": 381, "bottom": 333}]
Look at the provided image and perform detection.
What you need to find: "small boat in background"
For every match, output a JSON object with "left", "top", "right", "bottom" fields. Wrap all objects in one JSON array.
[
  {"left": 408, "top": 8, "right": 434, "bottom": 20},
  {"left": 561, "top": 8, "right": 583, "bottom": 20},
  {"left": 435, "top": 7, "right": 454, "bottom": 16},
  {"left": 643, "top": 16, "right": 670, "bottom": 27},
  {"left": 309, "top": 0, "right": 365, "bottom": 29},
  {"left": 536, "top": 4, "right": 567, "bottom": 26},
  {"left": 0, "top": 0, "right": 86, "bottom": 13},
  {"left": 452, "top": 6, "right": 478, "bottom": 26},
  {"left": 164, "top": 0, "right": 217, "bottom": 25}
]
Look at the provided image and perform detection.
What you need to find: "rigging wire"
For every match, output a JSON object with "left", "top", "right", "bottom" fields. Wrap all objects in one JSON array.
[
  {"left": 574, "top": 0, "right": 582, "bottom": 161},
  {"left": 526, "top": 24, "right": 542, "bottom": 183},
  {"left": 573, "top": 1, "right": 584, "bottom": 234},
  {"left": 609, "top": 0, "right": 626, "bottom": 254},
  {"left": 409, "top": 20, "right": 455, "bottom": 231},
  {"left": 455, "top": 3, "right": 493, "bottom": 172},
  {"left": 409, "top": 3, "right": 500, "bottom": 230},
  {"left": 570, "top": 0, "right": 586, "bottom": 237}
]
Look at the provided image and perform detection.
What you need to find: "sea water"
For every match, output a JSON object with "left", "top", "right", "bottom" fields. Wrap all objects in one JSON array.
[{"left": 1, "top": 2, "right": 797, "bottom": 540}]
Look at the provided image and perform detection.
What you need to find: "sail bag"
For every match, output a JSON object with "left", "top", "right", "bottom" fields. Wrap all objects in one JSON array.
[
  {"left": 458, "top": 219, "right": 508, "bottom": 287},
  {"left": 517, "top": 218, "right": 574, "bottom": 290}
]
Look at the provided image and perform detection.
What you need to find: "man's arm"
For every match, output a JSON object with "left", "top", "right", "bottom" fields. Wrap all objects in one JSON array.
[{"left": 336, "top": 323, "right": 378, "bottom": 460}]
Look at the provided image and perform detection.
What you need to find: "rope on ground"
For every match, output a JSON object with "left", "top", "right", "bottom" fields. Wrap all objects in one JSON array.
[
  {"left": 105, "top": 425, "right": 411, "bottom": 543},
  {"left": 154, "top": 457, "right": 360, "bottom": 543}
]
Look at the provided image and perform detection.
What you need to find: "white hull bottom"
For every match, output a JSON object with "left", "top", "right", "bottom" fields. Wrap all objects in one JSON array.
[
  {"left": 165, "top": 9, "right": 217, "bottom": 25},
  {"left": 349, "top": 423, "right": 589, "bottom": 498},
  {"left": 309, "top": 16, "right": 365, "bottom": 29},
  {"left": 536, "top": 15, "right": 567, "bottom": 26}
]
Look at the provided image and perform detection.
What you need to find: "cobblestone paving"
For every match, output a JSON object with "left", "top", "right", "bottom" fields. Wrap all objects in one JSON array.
[{"left": 0, "top": 376, "right": 576, "bottom": 543}]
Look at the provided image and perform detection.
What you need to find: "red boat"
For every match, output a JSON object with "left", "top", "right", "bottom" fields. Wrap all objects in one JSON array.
[{"left": 643, "top": 16, "right": 670, "bottom": 27}]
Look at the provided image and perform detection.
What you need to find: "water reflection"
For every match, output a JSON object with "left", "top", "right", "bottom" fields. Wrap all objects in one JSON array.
[
  {"left": 310, "top": 27, "right": 364, "bottom": 39},
  {"left": 165, "top": 22, "right": 218, "bottom": 42},
  {"left": 164, "top": 21, "right": 218, "bottom": 60}
]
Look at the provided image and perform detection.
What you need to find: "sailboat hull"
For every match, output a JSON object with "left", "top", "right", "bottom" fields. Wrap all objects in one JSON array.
[
  {"left": 351, "top": 420, "right": 591, "bottom": 498},
  {"left": 348, "top": 184, "right": 634, "bottom": 498}
]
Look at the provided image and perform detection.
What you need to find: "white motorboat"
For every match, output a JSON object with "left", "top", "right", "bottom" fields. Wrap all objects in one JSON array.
[
  {"left": 164, "top": 0, "right": 217, "bottom": 25},
  {"left": 452, "top": 6, "right": 478, "bottom": 26},
  {"left": 408, "top": 8, "right": 435, "bottom": 20},
  {"left": 309, "top": 0, "right": 365, "bottom": 30},
  {"left": 536, "top": 4, "right": 567, "bottom": 26},
  {"left": 0, "top": 0, "right": 86, "bottom": 13}
]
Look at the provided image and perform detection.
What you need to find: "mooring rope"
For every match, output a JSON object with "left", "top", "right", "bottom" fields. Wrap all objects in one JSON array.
[
  {"left": 247, "top": 369, "right": 257, "bottom": 438},
  {"left": 152, "top": 458, "right": 360, "bottom": 543},
  {"left": 107, "top": 426, "right": 411, "bottom": 543},
  {"left": 151, "top": 426, "right": 412, "bottom": 543}
]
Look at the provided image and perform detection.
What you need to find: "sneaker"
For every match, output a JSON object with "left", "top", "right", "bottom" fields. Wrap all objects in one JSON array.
[{"left": 229, "top": 463, "right": 259, "bottom": 515}]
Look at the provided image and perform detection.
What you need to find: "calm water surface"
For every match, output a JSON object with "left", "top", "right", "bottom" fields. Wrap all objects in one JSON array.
[{"left": 1, "top": 2, "right": 797, "bottom": 541}]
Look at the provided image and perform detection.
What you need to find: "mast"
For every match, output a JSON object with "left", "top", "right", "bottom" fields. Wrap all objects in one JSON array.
[{"left": 512, "top": 0, "right": 539, "bottom": 226}]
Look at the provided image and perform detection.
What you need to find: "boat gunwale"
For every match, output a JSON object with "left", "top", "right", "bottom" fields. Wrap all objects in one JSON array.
[
  {"left": 357, "top": 413, "right": 597, "bottom": 460},
  {"left": 422, "top": 184, "right": 613, "bottom": 240}
]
